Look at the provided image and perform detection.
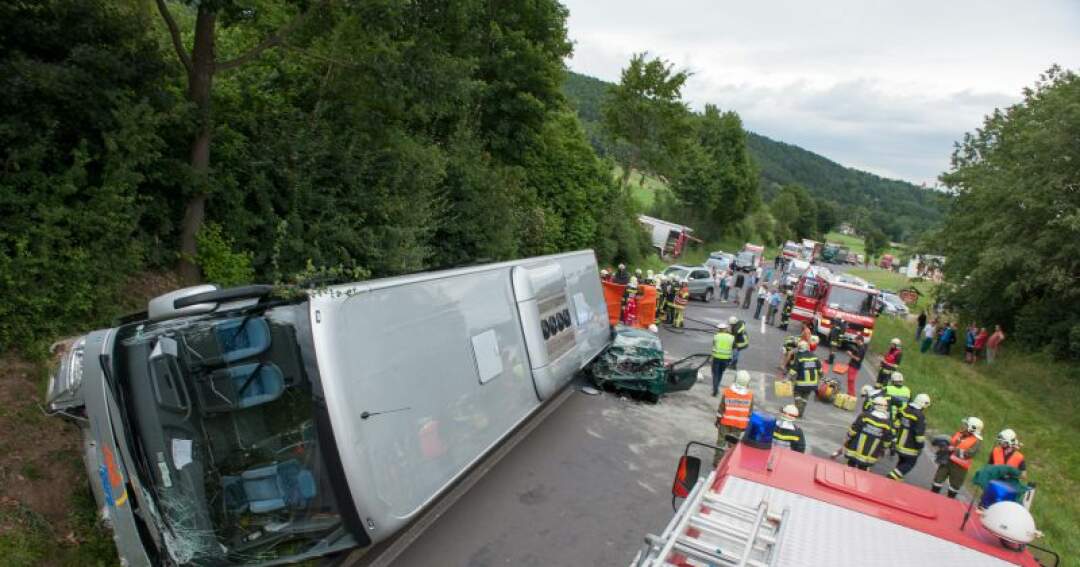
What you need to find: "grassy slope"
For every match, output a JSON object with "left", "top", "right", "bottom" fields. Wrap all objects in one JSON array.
[
  {"left": 823, "top": 231, "right": 907, "bottom": 258},
  {"left": 846, "top": 267, "right": 934, "bottom": 312},
  {"left": 869, "top": 316, "right": 1079, "bottom": 561},
  {"left": 612, "top": 165, "right": 666, "bottom": 209}
]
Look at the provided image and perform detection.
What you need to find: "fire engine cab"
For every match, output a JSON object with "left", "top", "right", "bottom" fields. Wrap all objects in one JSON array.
[
  {"left": 634, "top": 415, "right": 1058, "bottom": 566},
  {"left": 790, "top": 267, "right": 878, "bottom": 344}
]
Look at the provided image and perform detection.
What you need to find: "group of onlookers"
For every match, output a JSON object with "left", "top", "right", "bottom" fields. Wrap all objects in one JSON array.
[{"left": 915, "top": 312, "right": 1005, "bottom": 363}]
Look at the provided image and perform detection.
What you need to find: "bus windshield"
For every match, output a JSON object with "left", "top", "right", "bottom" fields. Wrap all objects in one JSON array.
[
  {"left": 828, "top": 286, "right": 876, "bottom": 316},
  {"left": 117, "top": 304, "right": 349, "bottom": 565}
]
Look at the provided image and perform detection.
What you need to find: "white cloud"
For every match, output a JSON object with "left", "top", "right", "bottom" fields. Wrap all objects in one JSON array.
[{"left": 562, "top": 0, "right": 1080, "bottom": 183}]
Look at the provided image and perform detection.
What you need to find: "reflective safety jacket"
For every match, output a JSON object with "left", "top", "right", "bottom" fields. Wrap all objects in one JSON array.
[
  {"left": 861, "top": 387, "right": 885, "bottom": 412},
  {"left": 893, "top": 404, "right": 927, "bottom": 457},
  {"left": 773, "top": 422, "right": 806, "bottom": 453},
  {"left": 844, "top": 411, "right": 894, "bottom": 465},
  {"left": 718, "top": 386, "right": 753, "bottom": 429},
  {"left": 884, "top": 384, "right": 911, "bottom": 417},
  {"left": 949, "top": 431, "right": 981, "bottom": 470},
  {"left": 990, "top": 446, "right": 1026, "bottom": 471},
  {"left": 713, "top": 332, "right": 735, "bottom": 360},
  {"left": 788, "top": 354, "right": 822, "bottom": 387},
  {"left": 674, "top": 287, "right": 689, "bottom": 308},
  {"left": 732, "top": 320, "right": 749, "bottom": 349}
]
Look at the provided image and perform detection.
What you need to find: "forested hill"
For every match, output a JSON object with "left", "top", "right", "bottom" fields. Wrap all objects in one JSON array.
[{"left": 563, "top": 70, "right": 945, "bottom": 241}]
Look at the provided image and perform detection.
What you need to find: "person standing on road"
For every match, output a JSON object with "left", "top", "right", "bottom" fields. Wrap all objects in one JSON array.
[
  {"left": 778, "top": 291, "right": 794, "bottom": 329},
  {"left": 722, "top": 271, "right": 734, "bottom": 302},
  {"left": 845, "top": 335, "right": 867, "bottom": 395},
  {"left": 889, "top": 393, "right": 930, "bottom": 481},
  {"left": 877, "top": 338, "right": 902, "bottom": 386},
  {"left": 672, "top": 282, "right": 689, "bottom": 328},
  {"left": 916, "top": 310, "right": 928, "bottom": 343},
  {"left": 842, "top": 396, "right": 894, "bottom": 470},
  {"left": 986, "top": 324, "right": 1006, "bottom": 364},
  {"left": 931, "top": 417, "right": 983, "bottom": 499},
  {"left": 729, "top": 316, "right": 749, "bottom": 370},
  {"left": 884, "top": 372, "right": 911, "bottom": 420},
  {"left": 860, "top": 384, "right": 886, "bottom": 413},
  {"left": 732, "top": 270, "right": 745, "bottom": 304},
  {"left": 741, "top": 272, "right": 757, "bottom": 309},
  {"left": 714, "top": 370, "right": 754, "bottom": 465},
  {"left": 711, "top": 323, "right": 735, "bottom": 396},
  {"left": 664, "top": 278, "right": 678, "bottom": 324},
  {"left": 613, "top": 263, "right": 630, "bottom": 285},
  {"left": 766, "top": 289, "right": 783, "bottom": 325},
  {"left": 920, "top": 320, "right": 936, "bottom": 353},
  {"left": 754, "top": 283, "right": 768, "bottom": 320},
  {"left": 787, "top": 341, "right": 822, "bottom": 417},
  {"left": 773, "top": 404, "right": 806, "bottom": 453}
]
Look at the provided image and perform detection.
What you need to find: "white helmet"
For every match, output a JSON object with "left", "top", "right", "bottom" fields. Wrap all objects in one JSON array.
[
  {"left": 910, "top": 393, "right": 931, "bottom": 409},
  {"left": 890, "top": 337, "right": 902, "bottom": 347},
  {"left": 871, "top": 396, "right": 890, "bottom": 413},
  {"left": 635, "top": 268, "right": 643, "bottom": 276},
  {"left": 717, "top": 322, "right": 730, "bottom": 330},
  {"left": 600, "top": 268, "right": 609, "bottom": 276},
  {"left": 809, "top": 335, "right": 820, "bottom": 344},
  {"left": 628, "top": 277, "right": 638, "bottom": 288},
  {"left": 618, "top": 263, "right": 626, "bottom": 270},
  {"left": 734, "top": 370, "right": 751, "bottom": 388},
  {"left": 997, "top": 428, "right": 1020, "bottom": 448},
  {"left": 964, "top": 416, "right": 984, "bottom": 439},
  {"left": 979, "top": 501, "right": 1041, "bottom": 546},
  {"left": 646, "top": 269, "right": 654, "bottom": 279},
  {"left": 860, "top": 384, "right": 875, "bottom": 397},
  {"left": 890, "top": 372, "right": 904, "bottom": 384},
  {"left": 797, "top": 340, "right": 810, "bottom": 351},
  {"left": 647, "top": 324, "right": 659, "bottom": 334},
  {"left": 729, "top": 316, "right": 738, "bottom": 325},
  {"left": 781, "top": 404, "right": 799, "bottom": 419}
]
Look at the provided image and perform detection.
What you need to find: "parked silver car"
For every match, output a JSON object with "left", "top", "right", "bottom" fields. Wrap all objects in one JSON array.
[
  {"left": 663, "top": 265, "right": 715, "bottom": 301},
  {"left": 879, "top": 291, "right": 910, "bottom": 316}
]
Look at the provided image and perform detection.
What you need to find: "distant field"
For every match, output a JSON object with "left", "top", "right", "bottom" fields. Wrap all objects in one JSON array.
[
  {"left": 612, "top": 165, "right": 668, "bottom": 209},
  {"left": 824, "top": 231, "right": 907, "bottom": 258}
]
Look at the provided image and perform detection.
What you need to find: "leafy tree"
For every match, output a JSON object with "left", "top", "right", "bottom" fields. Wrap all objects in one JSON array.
[
  {"left": 769, "top": 184, "right": 817, "bottom": 240},
  {"left": 0, "top": 0, "right": 179, "bottom": 352},
  {"left": 863, "top": 228, "right": 888, "bottom": 260},
  {"left": 939, "top": 66, "right": 1080, "bottom": 359},
  {"left": 153, "top": 0, "right": 322, "bottom": 281},
  {"left": 770, "top": 192, "right": 799, "bottom": 242},
  {"left": 816, "top": 199, "right": 840, "bottom": 235},
  {"left": 601, "top": 53, "right": 691, "bottom": 186}
]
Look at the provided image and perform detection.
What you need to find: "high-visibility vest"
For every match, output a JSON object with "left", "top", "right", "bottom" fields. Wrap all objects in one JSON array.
[
  {"left": 713, "top": 332, "right": 735, "bottom": 360},
  {"left": 719, "top": 387, "right": 753, "bottom": 428},
  {"left": 950, "top": 431, "right": 981, "bottom": 470},
  {"left": 990, "top": 446, "right": 1025, "bottom": 469},
  {"left": 792, "top": 355, "right": 821, "bottom": 387},
  {"left": 674, "top": 289, "right": 689, "bottom": 308}
]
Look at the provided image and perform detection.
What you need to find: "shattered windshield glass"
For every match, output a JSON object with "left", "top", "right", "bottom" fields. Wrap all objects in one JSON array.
[{"left": 118, "top": 305, "right": 346, "bottom": 565}]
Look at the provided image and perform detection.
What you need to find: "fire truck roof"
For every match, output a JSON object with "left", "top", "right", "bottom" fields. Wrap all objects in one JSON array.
[{"left": 710, "top": 443, "right": 1042, "bottom": 566}]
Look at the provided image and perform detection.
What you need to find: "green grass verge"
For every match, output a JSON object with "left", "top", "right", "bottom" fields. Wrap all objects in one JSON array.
[
  {"left": 824, "top": 231, "right": 907, "bottom": 259},
  {"left": 612, "top": 165, "right": 668, "bottom": 209},
  {"left": 846, "top": 267, "right": 935, "bottom": 312},
  {"left": 870, "top": 316, "right": 1080, "bottom": 560}
]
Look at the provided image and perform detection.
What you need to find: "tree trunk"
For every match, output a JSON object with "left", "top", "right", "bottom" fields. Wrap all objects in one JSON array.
[{"left": 178, "top": 7, "right": 217, "bottom": 284}]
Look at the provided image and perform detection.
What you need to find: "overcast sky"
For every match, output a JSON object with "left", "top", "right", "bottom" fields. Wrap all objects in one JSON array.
[{"left": 560, "top": 0, "right": 1080, "bottom": 185}]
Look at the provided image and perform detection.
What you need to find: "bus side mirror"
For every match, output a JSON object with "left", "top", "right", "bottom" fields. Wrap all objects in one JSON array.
[{"left": 671, "top": 455, "right": 701, "bottom": 498}]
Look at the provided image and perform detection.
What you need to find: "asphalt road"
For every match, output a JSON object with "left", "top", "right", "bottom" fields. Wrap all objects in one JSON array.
[{"left": 385, "top": 278, "right": 941, "bottom": 567}]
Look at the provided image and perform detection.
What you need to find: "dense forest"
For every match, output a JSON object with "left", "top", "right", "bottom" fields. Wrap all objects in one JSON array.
[
  {"left": 0, "top": 0, "right": 656, "bottom": 354},
  {"left": 564, "top": 71, "right": 946, "bottom": 242}
]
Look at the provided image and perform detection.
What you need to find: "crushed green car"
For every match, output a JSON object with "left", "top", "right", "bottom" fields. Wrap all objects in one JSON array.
[{"left": 589, "top": 326, "right": 708, "bottom": 401}]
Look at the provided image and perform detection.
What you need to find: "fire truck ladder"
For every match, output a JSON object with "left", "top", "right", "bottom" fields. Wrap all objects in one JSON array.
[{"left": 633, "top": 470, "right": 789, "bottom": 567}]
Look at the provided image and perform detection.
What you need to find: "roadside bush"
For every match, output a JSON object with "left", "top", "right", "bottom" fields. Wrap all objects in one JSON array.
[{"left": 195, "top": 223, "right": 255, "bottom": 287}]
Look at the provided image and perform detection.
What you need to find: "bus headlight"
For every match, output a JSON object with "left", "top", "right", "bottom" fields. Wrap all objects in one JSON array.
[{"left": 47, "top": 336, "right": 86, "bottom": 408}]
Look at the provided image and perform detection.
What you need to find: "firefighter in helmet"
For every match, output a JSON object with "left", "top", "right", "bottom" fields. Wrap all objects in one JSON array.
[
  {"left": 672, "top": 281, "right": 689, "bottom": 328},
  {"left": 729, "top": 316, "right": 749, "bottom": 370},
  {"left": 889, "top": 393, "right": 930, "bottom": 481},
  {"left": 989, "top": 429, "right": 1027, "bottom": 480},
  {"left": 714, "top": 370, "right": 754, "bottom": 466},
  {"left": 843, "top": 396, "right": 895, "bottom": 470},
  {"left": 787, "top": 340, "right": 821, "bottom": 417},
  {"left": 931, "top": 416, "right": 983, "bottom": 499},
  {"left": 773, "top": 404, "right": 806, "bottom": 453},
  {"left": 877, "top": 337, "right": 903, "bottom": 386}
]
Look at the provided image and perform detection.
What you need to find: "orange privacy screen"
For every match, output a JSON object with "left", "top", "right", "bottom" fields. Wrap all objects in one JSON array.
[{"left": 602, "top": 281, "right": 657, "bottom": 327}]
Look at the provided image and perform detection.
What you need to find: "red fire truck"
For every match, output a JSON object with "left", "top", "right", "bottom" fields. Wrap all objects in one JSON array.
[
  {"left": 790, "top": 267, "right": 878, "bottom": 343},
  {"left": 634, "top": 429, "right": 1058, "bottom": 566}
]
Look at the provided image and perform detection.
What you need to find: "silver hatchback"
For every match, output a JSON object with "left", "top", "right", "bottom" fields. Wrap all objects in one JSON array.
[{"left": 663, "top": 265, "right": 715, "bottom": 301}]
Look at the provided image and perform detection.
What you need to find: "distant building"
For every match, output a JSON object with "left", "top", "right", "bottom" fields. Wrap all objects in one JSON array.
[
  {"left": 838, "top": 223, "right": 856, "bottom": 236},
  {"left": 905, "top": 254, "right": 946, "bottom": 282}
]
